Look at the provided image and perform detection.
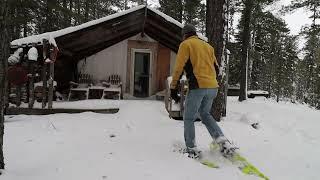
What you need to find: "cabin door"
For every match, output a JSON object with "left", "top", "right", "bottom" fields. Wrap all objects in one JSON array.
[{"left": 133, "top": 50, "right": 152, "bottom": 97}]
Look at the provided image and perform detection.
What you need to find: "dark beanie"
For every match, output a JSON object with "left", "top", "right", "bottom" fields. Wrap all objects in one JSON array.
[{"left": 182, "top": 24, "right": 197, "bottom": 35}]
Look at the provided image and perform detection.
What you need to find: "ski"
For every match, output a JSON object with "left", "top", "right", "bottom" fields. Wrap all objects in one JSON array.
[
  {"left": 200, "top": 159, "right": 219, "bottom": 168},
  {"left": 210, "top": 143, "right": 269, "bottom": 180}
]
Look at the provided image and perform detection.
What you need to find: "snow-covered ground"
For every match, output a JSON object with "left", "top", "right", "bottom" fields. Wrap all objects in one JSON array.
[{"left": 1, "top": 97, "right": 320, "bottom": 180}]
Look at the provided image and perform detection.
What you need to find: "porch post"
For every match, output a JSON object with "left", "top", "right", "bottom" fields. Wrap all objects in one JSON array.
[
  {"left": 42, "top": 39, "right": 49, "bottom": 109},
  {"left": 48, "top": 46, "right": 58, "bottom": 109}
]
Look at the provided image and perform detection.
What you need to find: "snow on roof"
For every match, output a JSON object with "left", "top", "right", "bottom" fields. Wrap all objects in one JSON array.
[
  {"left": 10, "top": 5, "right": 145, "bottom": 47},
  {"left": 11, "top": 5, "right": 207, "bottom": 47}
]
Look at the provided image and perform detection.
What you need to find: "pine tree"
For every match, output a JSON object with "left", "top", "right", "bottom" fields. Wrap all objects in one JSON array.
[
  {"left": 0, "top": 0, "right": 11, "bottom": 170},
  {"left": 238, "top": 0, "right": 253, "bottom": 101},
  {"left": 207, "top": 0, "right": 229, "bottom": 120},
  {"left": 301, "top": 27, "right": 320, "bottom": 107},
  {"left": 159, "top": 0, "right": 183, "bottom": 22},
  {"left": 183, "top": 0, "right": 201, "bottom": 24},
  {"left": 283, "top": 0, "right": 320, "bottom": 108},
  {"left": 236, "top": 0, "right": 285, "bottom": 100}
]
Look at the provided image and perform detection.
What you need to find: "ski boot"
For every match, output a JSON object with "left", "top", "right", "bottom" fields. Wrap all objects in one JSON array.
[
  {"left": 182, "top": 147, "right": 201, "bottom": 159},
  {"left": 215, "top": 136, "right": 238, "bottom": 157}
]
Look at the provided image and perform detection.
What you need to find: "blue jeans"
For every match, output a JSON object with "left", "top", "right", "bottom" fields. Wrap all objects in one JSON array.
[{"left": 184, "top": 88, "right": 224, "bottom": 148}]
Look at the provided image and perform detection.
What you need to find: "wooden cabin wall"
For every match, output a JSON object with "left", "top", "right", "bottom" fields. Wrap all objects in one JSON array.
[
  {"left": 77, "top": 39, "right": 128, "bottom": 85},
  {"left": 170, "top": 51, "right": 177, "bottom": 75},
  {"left": 156, "top": 44, "right": 171, "bottom": 91}
]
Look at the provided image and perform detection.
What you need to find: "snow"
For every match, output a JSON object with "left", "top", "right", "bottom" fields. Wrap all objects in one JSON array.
[
  {"left": 27, "top": 47, "right": 38, "bottom": 61},
  {"left": 7, "top": 48, "right": 23, "bottom": 65},
  {"left": 2, "top": 97, "right": 320, "bottom": 180},
  {"left": 11, "top": 5, "right": 208, "bottom": 47},
  {"left": 247, "top": 90, "right": 269, "bottom": 95}
]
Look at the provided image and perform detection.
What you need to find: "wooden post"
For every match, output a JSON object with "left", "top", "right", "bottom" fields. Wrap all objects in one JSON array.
[
  {"left": 48, "top": 61, "right": 54, "bottom": 109},
  {"left": 48, "top": 46, "right": 58, "bottom": 109},
  {"left": 42, "top": 39, "right": 49, "bottom": 109},
  {"left": 16, "top": 85, "right": 21, "bottom": 107},
  {"left": 41, "top": 63, "right": 47, "bottom": 108},
  {"left": 28, "top": 62, "right": 35, "bottom": 108}
]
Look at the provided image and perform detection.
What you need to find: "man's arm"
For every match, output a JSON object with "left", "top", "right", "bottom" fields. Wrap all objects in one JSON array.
[{"left": 170, "top": 42, "right": 189, "bottom": 89}]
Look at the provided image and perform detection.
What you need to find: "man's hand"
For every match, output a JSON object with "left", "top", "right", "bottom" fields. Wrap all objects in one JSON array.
[{"left": 170, "top": 88, "right": 180, "bottom": 103}]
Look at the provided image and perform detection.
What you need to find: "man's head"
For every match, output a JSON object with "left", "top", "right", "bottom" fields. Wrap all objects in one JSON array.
[{"left": 182, "top": 24, "right": 197, "bottom": 40}]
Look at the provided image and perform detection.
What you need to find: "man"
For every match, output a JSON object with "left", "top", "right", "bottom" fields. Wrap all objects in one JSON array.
[{"left": 170, "top": 24, "right": 235, "bottom": 158}]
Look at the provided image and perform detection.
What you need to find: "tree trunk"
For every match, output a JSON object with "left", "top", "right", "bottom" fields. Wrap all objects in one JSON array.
[
  {"left": 69, "top": 0, "right": 73, "bottom": 25},
  {"left": 178, "top": 0, "right": 183, "bottom": 23},
  {"left": 62, "top": 0, "right": 69, "bottom": 28},
  {"left": 0, "top": 0, "right": 10, "bottom": 170},
  {"left": 84, "top": 0, "right": 89, "bottom": 21},
  {"left": 206, "top": 0, "right": 228, "bottom": 121},
  {"left": 238, "top": 0, "right": 253, "bottom": 102},
  {"left": 77, "top": 0, "right": 81, "bottom": 25}
]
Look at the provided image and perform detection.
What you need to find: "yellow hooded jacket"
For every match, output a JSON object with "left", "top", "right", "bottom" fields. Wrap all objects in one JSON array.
[{"left": 170, "top": 35, "right": 219, "bottom": 90}]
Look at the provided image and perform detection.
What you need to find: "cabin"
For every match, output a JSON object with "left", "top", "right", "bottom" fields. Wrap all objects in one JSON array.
[{"left": 10, "top": 5, "right": 206, "bottom": 104}]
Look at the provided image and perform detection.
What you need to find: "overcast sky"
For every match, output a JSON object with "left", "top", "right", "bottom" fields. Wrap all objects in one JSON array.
[{"left": 269, "top": 0, "right": 313, "bottom": 35}]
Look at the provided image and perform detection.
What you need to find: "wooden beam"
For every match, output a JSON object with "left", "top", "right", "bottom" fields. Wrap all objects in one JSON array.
[
  {"left": 42, "top": 39, "right": 49, "bottom": 109},
  {"left": 5, "top": 107, "right": 119, "bottom": 115},
  {"left": 56, "top": 10, "right": 145, "bottom": 46},
  {"left": 60, "top": 48, "right": 74, "bottom": 57},
  {"left": 146, "top": 19, "right": 181, "bottom": 42},
  {"left": 62, "top": 18, "right": 144, "bottom": 52},
  {"left": 145, "top": 24, "right": 180, "bottom": 52},
  {"left": 48, "top": 46, "right": 58, "bottom": 109},
  {"left": 73, "top": 28, "right": 141, "bottom": 61}
]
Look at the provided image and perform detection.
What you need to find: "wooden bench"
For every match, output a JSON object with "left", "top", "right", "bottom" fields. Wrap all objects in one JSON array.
[
  {"left": 102, "top": 74, "right": 122, "bottom": 100},
  {"left": 68, "top": 74, "right": 92, "bottom": 101}
]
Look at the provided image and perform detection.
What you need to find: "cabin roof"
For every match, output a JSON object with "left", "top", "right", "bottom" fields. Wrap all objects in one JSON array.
[{"left": 11, "top": 5, "right": 207, "bottom": 61}]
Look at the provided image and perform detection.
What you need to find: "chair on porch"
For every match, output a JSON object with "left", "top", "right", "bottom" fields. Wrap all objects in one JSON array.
[
  {"left": 101, "top": 74, "right": 122, "bottom": 100},
  {"left": 68, "top": 73, "right": 92, "bottom": 101}
]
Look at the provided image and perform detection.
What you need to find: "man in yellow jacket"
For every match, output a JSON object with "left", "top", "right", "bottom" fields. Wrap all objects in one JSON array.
[{"left": 170, "top": 24, "right": 235, "bottom": 158}]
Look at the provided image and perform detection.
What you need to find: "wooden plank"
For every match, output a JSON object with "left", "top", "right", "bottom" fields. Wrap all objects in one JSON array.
[
  {"left": 146, "top": 19, "right": 181, "bottom": 42},
  {"left": 156, "top": 44, "right": 171, "bottom": 91},
  {"left": 5, "top": 107, "right": 119, "bottom": 115},
  {"left": 69, "top": 19, "right": 144, "bottom": 53},
  {"left": 73, "top": 28, "right": 141, "bottom": 61},
  {"left": 48, "top": 46, "right": 58, "bottom": 109},
  {"left": 28, "top": 62, "right": 35, "bottom": 108},
  {"left": 57, "top": 10, "right": 145, "bottom": 42},
  {"left": 144, "top": 20, "right": 181, "bottom": 51},
  {"left": 57, "top": 11, "right": 145, "bottom": 48},
  {"left": 16, "top": 85, "right": 21, "bottom": 107},
  {"left": 48, "top": 62, "right": 54, "bottom": 109},
  {"left": 59, "top": 48, "right": 74, "bottom": 57},
  {"left": 42, "top": 39, "right": 49, "bottom": 109},
  {"left": 41, "top": 63, "right": 47, "bottom": 109},
  {"left": 145, "top": 26, "right": 179, "bottom": 52}
]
